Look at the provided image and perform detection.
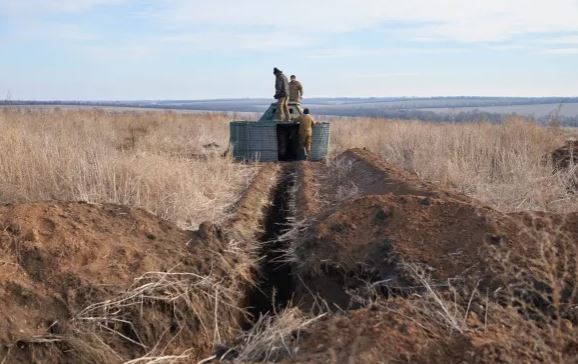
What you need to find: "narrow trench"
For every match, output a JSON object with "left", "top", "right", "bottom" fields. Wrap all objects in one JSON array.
[{"left": 246, "top": 163, "right": 296, "bottom": 323}]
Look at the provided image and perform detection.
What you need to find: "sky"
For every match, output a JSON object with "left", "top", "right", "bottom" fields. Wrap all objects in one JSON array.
[{"left": 1, "top": 0, "right": 578, "bottom": 100}]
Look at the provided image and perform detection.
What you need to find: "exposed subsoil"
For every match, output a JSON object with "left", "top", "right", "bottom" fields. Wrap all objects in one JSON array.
[
  {"left": 549, "top": 139, "right": 578, "bottom": 170},
  {"left": 547, "top": 140, "right": 578, "bottom": 190},
  {"left": 3, "top": 147, "right": 578, "bottom": 364},
  {"left": 280, "top": 148, "right": 578, "bottom": 363},
  {"left": 0, "top": 202, "right": 205, "bottom": 362},
  {"left": 283, "top": 297, "right": 578, "bottom": 364},
  {"left": 291, "top": 149, "right": 523, "bottom": 310},
  {"left": 0, "top": 163, "right": 281, "bottom": 363}
]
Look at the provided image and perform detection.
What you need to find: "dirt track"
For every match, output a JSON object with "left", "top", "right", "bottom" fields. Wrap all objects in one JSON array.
[{"left": 2, "top": 149, "right": 578, "bottom": 363}]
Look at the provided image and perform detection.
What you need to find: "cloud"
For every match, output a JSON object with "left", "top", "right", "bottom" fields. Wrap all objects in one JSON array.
[
  {"left": 83, "top": 44, "right": 154, "bottom": 60},
  {"left": 540, "top": 35, "right": 578, "bottom": 45},
  {"left": 351, "top": 72, "right": 420, "bottom": 79},
  {"left": 305, "top": 47, "right": 463, "bottom": 59},
  {"left": 543, "top": 48, "right": 578, "bottom": 55},
  {"left": 12, "top": 21, "right": 97, "bottom": 41},
  {"left": 149, "top": 0, "right": 578, "bottom": 43},
  {"left": 305, "top": 48, "right": 382, "bottom": 59},
  {"left": 160, "top": 32, "right": 319, "bottom": 52},
  {"left": 4, "top": 0, "right": 578, "bottom": 61},
  {"left": 0, "top": 0, "right": 127, "bottom": 14}
]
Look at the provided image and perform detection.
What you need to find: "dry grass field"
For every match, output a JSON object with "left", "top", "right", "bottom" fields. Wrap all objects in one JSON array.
[
  {"left": 1, "top": 108, "right": 575, "bottom": 216},
  {"left": 331, "top": 116, "right": 577, "bottom": 212},
  {"left": 0, "top": 107, "right": 254, "bottom": 229},
  {"left": 1, "top": 107, "right": 578, "bottom": 363}
]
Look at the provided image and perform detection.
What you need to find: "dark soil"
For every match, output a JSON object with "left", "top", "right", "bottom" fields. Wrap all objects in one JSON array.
[
  {"left": 4, "top": 148, "right": 578, "bottom": 364},
  {"left": 549, "top": 140, "right": 578, "bottom": 170},
  {"left": 0, "top": 202, "right": 214, "bottom": 363},
  {"left": 246, "top": 164, "right": 296, "bottom": 319},
  {"left": 284, "top": 298, "right": 578, "bottom": 364}
]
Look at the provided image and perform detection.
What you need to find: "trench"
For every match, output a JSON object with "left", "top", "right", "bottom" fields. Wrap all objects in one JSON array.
[{"left": 246, "top": 163, "right": 296, "bottom": 322}]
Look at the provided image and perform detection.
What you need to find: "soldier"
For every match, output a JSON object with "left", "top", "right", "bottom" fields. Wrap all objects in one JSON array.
[
  {"left": 295, "top": 108, "right": 316, "bottom": 160},
  {"left": 273, "top": 67, "right": 290, "bottom": 122},
  {"left": 289, "top": 75, "right": 303, "bottom": 103}
]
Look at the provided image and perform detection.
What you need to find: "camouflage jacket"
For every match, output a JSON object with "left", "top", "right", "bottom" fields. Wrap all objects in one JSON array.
[
  {"left": 275, "top": 73, "right": 289, "bottom": 99},
  {"left": 289, "top": 80, "right": 303, "bottom": 101},
  {"left": 296, "top": 114, "right": 315, "bottom": 136}
]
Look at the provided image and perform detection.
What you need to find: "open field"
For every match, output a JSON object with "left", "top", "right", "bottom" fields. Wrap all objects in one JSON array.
[
  {"left": 421, "top": 102, "right": 578, "bottom": 117},
  {"left": 1, "top": 107, "right": 578, "bottom": 363},
  {"left": 0, "top": 107, "right": 254, "bottom": 229},
  {"left": 6, "top": 96, "right": 578, "bottom": 122}
]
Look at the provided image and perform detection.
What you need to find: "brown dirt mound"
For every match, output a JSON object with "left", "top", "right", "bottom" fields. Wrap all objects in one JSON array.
[
  {"left": 497, "top": 210, "right": 578, "bottom": 322},
  {"left": 549, "top": 140, "right": 578, "bottom": 170},
  {"left": 334, "top": 148, "right": 472, "bottom": 203},
  {"left": 291, "top": 149, "right": 578, "bottom": 317},
  {"left": 0, "top": 202, "right": 249, "bottom": 363},
  {"left": 285, "top": 298, "right": 578, "bottom": 364},
  {"left": 283, "top": 149, "right": 578, "bottom": 363},
  {"left": 291, "top": 193, "right": 521, "bottom": 309},
  {"left": 508, "top": 210, "right": 578, "bottom": 242}
]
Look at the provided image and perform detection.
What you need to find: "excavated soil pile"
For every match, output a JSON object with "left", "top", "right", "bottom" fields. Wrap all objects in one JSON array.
[
  {"left": 503, "top": 210, "right": 578, "bottom": 321},
  {"left": 283, "top": 149, "right": 578, "bottom": 363},
  {"left": 333, "top": 148, "right": 472, "bottom": 203},
  {"left": 549, "top": 140, "right": 578, "bottom": 170},
  {"left": 292, "top": 193, "right": 524, "bottom": 309},
  {"left": 290, "top": 148, "right": 578, "bottom": 333},
  {"left": 0, "top": 202, "right": 249, "bottom": 363},
  {"left": 292, "top": 149, "right": 525, "bottom": 309},
  {"left": 285, "top": 298, "right": 578, "bottom": 364}
]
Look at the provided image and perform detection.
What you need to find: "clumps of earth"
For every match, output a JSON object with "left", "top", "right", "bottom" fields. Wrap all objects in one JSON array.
[
  {"left": 286, "top": 148, "right": 578, "bottom": 363},
  {"left": 549, "top": 139, "right": 578, "bottom": 170},
  {"left": 0, "top": 202, "right": 253, "bottom": 363},
  {"left": 1, "top": 148, "right": 578, "bottom": 363}
]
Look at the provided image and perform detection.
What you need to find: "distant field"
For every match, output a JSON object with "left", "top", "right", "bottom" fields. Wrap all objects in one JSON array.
[
  {"left": 4, "top": 96, "right": 578, "bottom": 122},
  {"left": 420, "top": 102, "right": 578, "bottom": 118}
]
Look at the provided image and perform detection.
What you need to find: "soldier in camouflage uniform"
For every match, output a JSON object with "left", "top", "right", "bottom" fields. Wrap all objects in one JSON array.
[
  {"left": 273, "top": 67, "right": 290, "bottom": 122},
  {"left": 295, "top": 108, "right": 316, "bottom": 160},
  {"left": 289, "top": 75, "right": 303, "bottom": 103}
]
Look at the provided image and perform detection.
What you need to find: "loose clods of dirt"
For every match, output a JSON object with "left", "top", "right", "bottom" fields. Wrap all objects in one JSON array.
[
  {"left": 0, "top": 202, "right": 247, "bottom": 363},
  {"left": 285, "top": 298, "right": 578, "bottom": 364},
  {"left": 291, "top": 193, "right": 522, "bottom": 309},
  {"left": 549, "top": 140, "right": 578, "bottom": 170}
]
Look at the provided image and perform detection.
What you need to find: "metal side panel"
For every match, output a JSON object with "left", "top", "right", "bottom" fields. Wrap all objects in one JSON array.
[
  {"left": 229, "top": 121, "right": 249, "bottom": 158},
  {"left": 246, "top": 122, "right": 279, "bottom": 162},
  {"left": 310, "top": 122, "right": 331, "bottom": 161}
]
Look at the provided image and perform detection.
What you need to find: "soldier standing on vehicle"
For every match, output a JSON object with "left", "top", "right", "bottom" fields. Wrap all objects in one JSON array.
[
  {"left": 289, "top": 75, "right": 303, "bottom": 103},
  {"left": 295, "top": 108, "right": 316, "bottom": 160},
  {"left": 273, "top": 67, "right": 290, "bottom": 121}
]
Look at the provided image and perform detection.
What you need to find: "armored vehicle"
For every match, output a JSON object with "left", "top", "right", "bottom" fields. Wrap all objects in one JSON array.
[{"left": 229, "top": 102, "right": 330, "bottom": 162}]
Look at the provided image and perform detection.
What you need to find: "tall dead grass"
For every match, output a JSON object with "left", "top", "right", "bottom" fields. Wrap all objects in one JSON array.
[
  {"left": 330, "top": 116, "right": 577, "bottom": 212},
  {"left": 0, "top": 107, "right": 254, "bottom": 229}
]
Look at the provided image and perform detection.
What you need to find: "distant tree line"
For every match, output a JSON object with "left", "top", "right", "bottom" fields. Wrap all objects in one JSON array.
[
  {"left": 313, "top": 107, "right": 578, "bottom": 126},
  {"left": 3, "top": 100, "right": 578, "bottom": 126}
]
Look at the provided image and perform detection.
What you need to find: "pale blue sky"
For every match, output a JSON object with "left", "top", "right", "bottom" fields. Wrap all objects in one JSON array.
[{"left": 1, "top": 0, "right": 578, "bottom": 100}]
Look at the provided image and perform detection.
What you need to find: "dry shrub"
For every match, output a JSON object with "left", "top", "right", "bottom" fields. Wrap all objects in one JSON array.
[
  {"left": 347, "top": 262, "right": 578, "bottom": 363},
  {"left": 484, "top": 214, "right": 578, "bottom": 323},
  {"left": 73, "top": 270, "right": 246, "bottom": 361},
  {"left": 223, "top": 308, "right": 325, "bottom": 363},
  {"left": 0, "top": 332, "right": 121, "bottom": 364},
  {"left": 330, "top": 116, "right": 576, "bottom": 212},
  {"left": 0, "top": 229, "right": 256, "bottom": 364},
  {"left": 0, "top": 107, "right": 255, "bottom": 229}
]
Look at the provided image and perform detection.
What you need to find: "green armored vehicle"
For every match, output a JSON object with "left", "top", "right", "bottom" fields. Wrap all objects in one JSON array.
[{"left": 229, "top": 102, "right": 330, "bottom": 162}]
